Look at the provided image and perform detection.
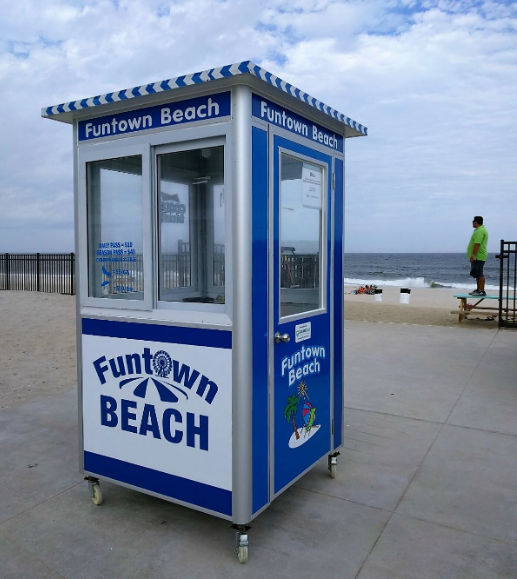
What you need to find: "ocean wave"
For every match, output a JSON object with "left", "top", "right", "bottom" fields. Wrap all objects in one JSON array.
[
  {"left": 436, "top": 282, "right": 502, "bottom": 291},
  {"left": 344, "top": 277, "right": 502, "bottom": 291}
]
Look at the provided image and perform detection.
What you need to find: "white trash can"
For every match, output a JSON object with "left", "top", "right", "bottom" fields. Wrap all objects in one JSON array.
[
  {"left": 399, "top": 288, "right": 411, "bottom": 304},
  {"left": 375, "top": 289, "right": 383, "bottom": 302}
]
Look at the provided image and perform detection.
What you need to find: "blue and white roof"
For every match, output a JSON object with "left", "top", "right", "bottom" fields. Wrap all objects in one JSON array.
[{"left": 42, "top": 60, "right": 367, "bottom": 137}]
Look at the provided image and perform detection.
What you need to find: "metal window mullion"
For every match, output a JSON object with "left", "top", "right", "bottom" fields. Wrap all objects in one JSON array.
[
  {"left": 508, "top": 242, "right": 517, "bottom": 327},
  {"left": 499, "top": 239, "right": 504, "bottom": 325},
  {"left": 506, "top": 242, "right": 510, "bottom": 325}
]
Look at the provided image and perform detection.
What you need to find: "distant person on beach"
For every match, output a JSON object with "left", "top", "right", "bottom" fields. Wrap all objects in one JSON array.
[{"left": 467, "top": 216, "right": 489, "bottom": 296}]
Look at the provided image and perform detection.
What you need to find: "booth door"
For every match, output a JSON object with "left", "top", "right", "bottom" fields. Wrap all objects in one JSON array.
[{"left": 272, "top": 135, "right": 333, "bottom": 495}]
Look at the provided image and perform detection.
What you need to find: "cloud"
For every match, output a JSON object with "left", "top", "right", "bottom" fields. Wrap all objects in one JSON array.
[{"left": 0, "top": 0, "right": 515, "bottom": 253}]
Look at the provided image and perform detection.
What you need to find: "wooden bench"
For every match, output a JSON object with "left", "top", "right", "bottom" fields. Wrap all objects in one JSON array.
[{"left": 452, "top": 294, "right": 516, "bottom": 322}]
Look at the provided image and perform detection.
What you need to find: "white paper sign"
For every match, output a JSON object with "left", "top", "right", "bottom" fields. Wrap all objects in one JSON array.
[
  {"left": 302, "top": 164, "right": 322, "bottom": 209},
  {"left": 295, "top": 321, "right": 312, "bottom": 343}
]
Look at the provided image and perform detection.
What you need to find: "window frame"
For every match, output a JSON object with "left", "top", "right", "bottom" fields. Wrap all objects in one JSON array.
[
  {"left": 78, "top": 141, "right": 153, "bottom": 311},
  {"left": 76, "top": 121, "right": 233, "bottom": 325},
  {"left": 278, "top": 148, "right": 329, "bottom": 323},
  {"left": 154, "top": 136, "right": 230, "bottom": 314}
]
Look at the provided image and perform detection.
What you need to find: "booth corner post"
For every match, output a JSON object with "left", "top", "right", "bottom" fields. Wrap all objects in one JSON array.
[
  {"left": 231, "top": 83, "right": 254, "bottom": 526},
  {"left": 42, "top": 61, "right": 367, "bottom": 564}
]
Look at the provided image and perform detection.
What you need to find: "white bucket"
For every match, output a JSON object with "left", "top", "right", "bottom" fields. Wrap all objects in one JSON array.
[
  {"left": 399, "top": 288, "right": 411, "bottom": 304},
  {"left": 375, "top": 289, "right": 383, "bottom": 302}
]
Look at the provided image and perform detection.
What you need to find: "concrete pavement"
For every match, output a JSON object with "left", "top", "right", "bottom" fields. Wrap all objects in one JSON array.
[{"left": 1, "top": 321, "right": 516, "bottom": 578}]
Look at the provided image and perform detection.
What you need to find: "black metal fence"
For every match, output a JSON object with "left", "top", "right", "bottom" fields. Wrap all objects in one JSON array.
[
  {"left": 281, "top": 254, "right": 319, "bottom": 289},
  {"left": 0, "top": 253, "right": 76, "bottom": 295},
  {"left": 496, "top": 241, "right": 517, "bottom": 328},
  {"left": 0, "top": 251, "right": 319, "bottom": 297}
]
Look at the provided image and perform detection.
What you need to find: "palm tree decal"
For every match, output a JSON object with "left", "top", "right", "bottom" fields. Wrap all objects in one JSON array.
[{"left": 284, "top": 394, "right": 300, "bottom": 440}]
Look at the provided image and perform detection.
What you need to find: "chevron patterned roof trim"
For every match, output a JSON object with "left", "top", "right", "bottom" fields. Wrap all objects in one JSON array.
[{"left": 42, "top": 61, "right": 367, "bottom": 136}]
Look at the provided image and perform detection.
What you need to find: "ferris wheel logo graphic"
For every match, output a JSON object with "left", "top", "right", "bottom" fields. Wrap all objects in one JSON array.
[
  {"left": 153, "top": 350, "right": 172, "bottom": 378},
  {"left": 119, "top": 350, "right": 188, "bottom": 403}
]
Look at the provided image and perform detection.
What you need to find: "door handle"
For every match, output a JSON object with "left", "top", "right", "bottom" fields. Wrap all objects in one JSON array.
[{"left": 274, "top": 332, "right": 291, "bottom": 344}]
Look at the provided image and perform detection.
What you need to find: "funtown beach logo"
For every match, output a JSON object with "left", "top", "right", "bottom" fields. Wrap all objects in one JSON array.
[
  {"left": 92, "top": 348, "right": 219, "bottom": 450},
  {"left": 281, "top": 344, "right": 325, "bottom": 449},
  {"left": 283, "top": 380, "right": 320, "bottom": 449}
]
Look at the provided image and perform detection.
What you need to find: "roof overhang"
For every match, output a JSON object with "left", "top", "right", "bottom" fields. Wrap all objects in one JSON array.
[{"left": 42, "top": 61, "right": 367, "bottom": 138}]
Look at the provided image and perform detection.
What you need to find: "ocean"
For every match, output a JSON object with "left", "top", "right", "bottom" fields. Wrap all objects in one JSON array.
[{"left": 344, "top": 253, "right": 501, "bottom": 291}]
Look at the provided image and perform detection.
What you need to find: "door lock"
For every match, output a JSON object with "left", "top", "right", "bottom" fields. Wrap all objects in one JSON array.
[{"left": 274, "top": 332, "right": 291, "bottom": 344}]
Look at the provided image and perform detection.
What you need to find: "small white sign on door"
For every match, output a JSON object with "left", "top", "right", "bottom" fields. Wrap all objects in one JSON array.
[
  {"left": 295, "top": 321, "right": 312, "bottom": 343},
  {"left": 302, "top": 164, "right": 322, "bottom": 209}
]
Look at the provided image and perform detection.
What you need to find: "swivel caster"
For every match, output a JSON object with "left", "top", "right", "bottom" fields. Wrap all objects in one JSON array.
[
  {"left": 237, "top": 544, "right": 248, "bottom": 564},
  {"left": 328, "top": 452, "right": 340, "bottom": 479},
  {"left": 86, "top": 477, "right": 103, "bottom": 506},
  {"left": 232, "top": 524, "right": 251, "bottom": 564}
]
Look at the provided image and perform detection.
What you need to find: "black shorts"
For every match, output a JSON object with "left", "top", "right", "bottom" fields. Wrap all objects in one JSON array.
[{"left": 470, "top": 260, "right": 485, "bottom": 279}]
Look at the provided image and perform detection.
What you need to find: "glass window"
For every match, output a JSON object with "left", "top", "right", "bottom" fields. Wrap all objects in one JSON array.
[
  {"left": 280, "top": 154, "right": 324, "bottom": 317},
  {"left": 158, "top": 145, "right": 225, "bottom": 304},
  {"left": 87, "top": 156, "right": 144, "bottom": 300}
]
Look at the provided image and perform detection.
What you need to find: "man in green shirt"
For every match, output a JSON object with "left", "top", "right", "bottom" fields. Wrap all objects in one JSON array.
[{"left": 467, "top": 215, "right": 489, "bottom": 296}]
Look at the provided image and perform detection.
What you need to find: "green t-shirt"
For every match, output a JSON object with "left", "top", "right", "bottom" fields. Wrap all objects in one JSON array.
[{"left": 467, "top": 225, "right": 488, "bottom": 261}]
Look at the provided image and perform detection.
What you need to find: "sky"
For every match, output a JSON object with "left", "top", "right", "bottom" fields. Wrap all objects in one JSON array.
[{"left": 0, "top": 0, "right": 515, "bottom": 253}]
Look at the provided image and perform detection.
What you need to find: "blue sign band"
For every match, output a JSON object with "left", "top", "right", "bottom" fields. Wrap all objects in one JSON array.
[
  {"left": 78, "top": 91, "right": 231, "bottom": 141},
  {"left": 82, "top": 318, "right": 232, "bottom": 349},
  {"left": 252, "top": 94, "right": 343, "bottom": 152}
]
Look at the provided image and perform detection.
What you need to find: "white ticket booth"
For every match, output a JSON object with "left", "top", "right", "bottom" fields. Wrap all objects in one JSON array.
[{"left": 43, "top": 61, "right": 367, "bottom": 563}]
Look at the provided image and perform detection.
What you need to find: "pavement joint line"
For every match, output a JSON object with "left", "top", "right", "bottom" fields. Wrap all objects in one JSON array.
[
  {"left": 339, "top": 444, "right": 375, "bottom": 456},
  {"left": 292, "top": 484, "right": 517, "bottom": 563},
  {"left": 293, "top": 483, "right": 390, "bottom": 515},
  {"left": 340, "top": 456, "right": 364, "bottom": 465},
  {"left": 345, "top": 427, "right": 395, "bottom": 440},
  {"left": 373, "top": 416, "right": 421, "bottom": 429},
  {"left": 347, "top": 406, "right": 446, "bottom": 427},
  {"left": 346, "top": 406, "right": 517, "bottom": 439},
  {"left": 0, "top": 480, "right": 84, "bottom": 527},
  {"left": 345, "top": 320, "right": 499, "bottom": 330},
  {"left": 0, "top": 528, "right": 68, "bottom": 579},
  {"left": 343, "top": 435, "right": 390, "bottom": 449},
  {"left": 350, "top": 344, "right": 498, "bottom": 579},
  {"left": 385, "top": 510, "right": 517, "bottom": 550},
  {"left": 351, "top": 416, "right": 512, "bottom": 579},
  {"left": 443, "top": 421, "right": 517, "bottom": 438},
  {"left": 294, "top": 484, "right": 517, "bottom": 548},
  {"left": 443, "top": 327, "right": 501, "bottom": 426},
  {"left": 378, "top": 401, "right": 432, "bottom": 412},
  {"left": 362, "top": 422, "right": 412, "bottom": 434}
]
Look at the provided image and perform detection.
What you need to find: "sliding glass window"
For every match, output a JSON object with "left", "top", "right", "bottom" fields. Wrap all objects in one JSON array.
[
  {"left": 158, "top": 145, "right": 225, "bottom": 304},
  {"left": 86, "top": 155, "right": 144, "bottom": 301}
]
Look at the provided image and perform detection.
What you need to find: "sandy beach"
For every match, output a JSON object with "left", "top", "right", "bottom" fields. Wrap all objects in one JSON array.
[
  {"left": 0, "top": 291, "right": 77, "bottom": 409},
  {"left": 345, "top": 286, "right": 499, "bottom": 328},
  {"left": 0, "top": 287, "right": 497, "bottom": 408}
]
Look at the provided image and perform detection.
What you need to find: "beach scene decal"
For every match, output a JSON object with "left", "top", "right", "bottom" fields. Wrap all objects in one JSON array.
[{"left": 283, "top": 380, "right": 320, "bottom": 449}]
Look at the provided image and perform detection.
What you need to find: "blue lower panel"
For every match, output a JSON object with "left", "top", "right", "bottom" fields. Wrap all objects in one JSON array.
[{"left": 84, "top": 451, "right": 232, "bottom": 517}]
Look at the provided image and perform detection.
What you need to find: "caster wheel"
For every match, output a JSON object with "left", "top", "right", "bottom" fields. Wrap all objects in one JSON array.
[
  {"left": 328, "top": 452, "right": 339, "bottom": 479},
  {"left": 237, "top": 545, "right": 248, "bottom": 564},
  {"left": 91, "top": 483, "right": 103, "bottom": 505}
]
